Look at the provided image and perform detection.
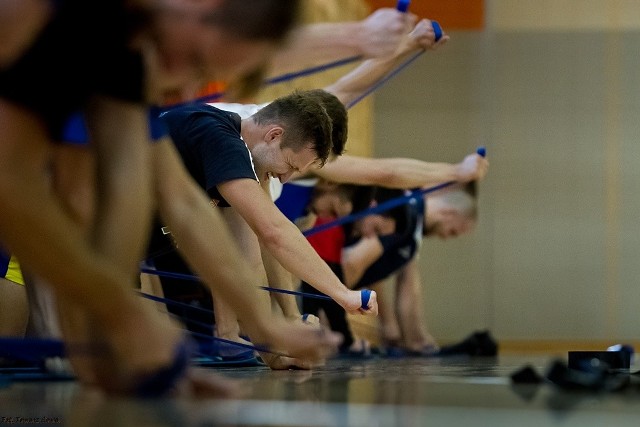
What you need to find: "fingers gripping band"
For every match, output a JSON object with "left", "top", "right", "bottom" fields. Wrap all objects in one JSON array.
[
  {"left": 360, "top": 289, "right": 372, "bottom": 310},
  {"left": 395, "top": 0, "right": 443, "bottom": 44},
  {"left": 432, "top": 21, "right": 443, "bottom": 42}
]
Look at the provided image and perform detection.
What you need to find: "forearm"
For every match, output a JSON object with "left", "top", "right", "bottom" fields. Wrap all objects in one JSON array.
[
  {"left": 318, "top": 155, "right": 460, "bottom": 189},
  {"left": 269, "top": 22, "right": 364, "bottom": 75},
  {"left": 259, "top": 220, "right": 350, "bottom": 307},
  {"left": 381, "top": 158, "right": 460, "bottom": 187},
  {"left": 269, "top": 8, "right": 412, "bottom": 76},
  {"left": 325, "top": 48, "right": 417, "bottom": 107},
  {"left": 224, "top": 179, "right": 367, "bottom": 314}
]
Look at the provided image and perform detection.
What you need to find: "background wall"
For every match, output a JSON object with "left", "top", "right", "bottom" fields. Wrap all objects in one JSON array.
[
  {"left": 370, "top": 0, "right": 640, "bottom": 348},
  {"left": 254, "top": 0, "right": 640, "bottom": 349}
]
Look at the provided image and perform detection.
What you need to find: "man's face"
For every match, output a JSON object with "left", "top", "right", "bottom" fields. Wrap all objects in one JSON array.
[
  {"left": 424, "top": 213, "right": 476, "bottom": 240},
  {"left": 153, "top": 9, "right": 278, "bottom": 95},
  {"left": 256, "top": 142, "right": 319, "bottom": 184}
]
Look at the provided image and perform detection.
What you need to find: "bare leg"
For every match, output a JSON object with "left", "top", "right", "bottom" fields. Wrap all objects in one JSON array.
[
  {"left": 217, "top": 209, "right": 322, "bottom": 368},
  {"left": 25, "top": 143, "right": 90, "bottom": 343},
  {"left": 214, "top": 208, "right": 266, "bottom": 347},
  {"left": 394, "top": 257, "right": 438, "bottom": 353},
  {"left": 373, "top": 280, "right": 402, "bottom": 348},
  {"left": 24, "top": 274, "right": 62, "bottom": 339},
  {"left": 0, "top": 277, "right": 28, "bottom": 336},
  {"left": 139, "top": 272, "right": 169, "bottom": 315}
]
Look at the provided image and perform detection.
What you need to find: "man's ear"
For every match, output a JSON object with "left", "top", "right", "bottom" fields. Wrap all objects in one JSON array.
[{"left": 265, "top": 126, "right": 283, "bottom": 143}]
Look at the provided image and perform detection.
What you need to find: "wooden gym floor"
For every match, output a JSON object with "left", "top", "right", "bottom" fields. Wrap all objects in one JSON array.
[{"left": 2, "top": 353, "right": 640, "bottom": 427}]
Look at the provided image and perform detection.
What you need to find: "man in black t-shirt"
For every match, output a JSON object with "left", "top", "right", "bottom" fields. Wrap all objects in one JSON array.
[{"left": 149, "top": 91, "right": 379, "bottom": 369}]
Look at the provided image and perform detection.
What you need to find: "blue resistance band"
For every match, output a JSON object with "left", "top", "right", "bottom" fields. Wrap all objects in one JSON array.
[
  {"left": 166, "top": 0, "right": 422, "bottom": 109},
  {"left": 140, "top": 147, "right": 486, "bottom": 302},
  {"left": 303, "top": 147, "right": 486, "bottom": 237},
  {"left": 140, "top": 268, "right": 331, "bottom": 302}
]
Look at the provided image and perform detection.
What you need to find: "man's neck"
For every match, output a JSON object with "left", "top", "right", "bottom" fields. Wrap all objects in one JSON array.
[{"left": 239, "top": 118, "right": 258, "bottom": 150}]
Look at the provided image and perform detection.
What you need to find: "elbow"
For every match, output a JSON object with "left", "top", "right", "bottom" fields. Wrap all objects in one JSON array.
[{"left": 257, "top": 222, "right": 288, "bottom": 252}]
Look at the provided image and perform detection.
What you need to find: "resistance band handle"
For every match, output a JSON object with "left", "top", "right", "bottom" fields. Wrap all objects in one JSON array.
[
  {"left": 360, "top": 289, "right": 372, "bottom": 310},
  {"left": 477, "top": 146, "right": 487, "bottom": 157},
  {"left": 397, "top": 0, "right": 411, "bottom": 12},
  {"left": 396, "top": 0, "right": 443, "bottom": 43},
  {"left": 432, "top": 21, "right": 443, "bottom": 42}
]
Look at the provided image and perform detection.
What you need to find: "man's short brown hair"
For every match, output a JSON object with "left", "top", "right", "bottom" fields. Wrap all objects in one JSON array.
[
  {"left": 304, "top": 89, "right": 348, "bottom": 156},
  {"left": 252, "top": 90, "right": 333, "bottom": 166}
]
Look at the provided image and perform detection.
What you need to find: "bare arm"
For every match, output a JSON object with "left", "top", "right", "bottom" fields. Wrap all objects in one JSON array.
[
  {"left": 0, "top": 101, "right": 140, "bottom": 326},
  {"left": 85, "top": 98, "right": 155, "bottom": 277},
  {"left": 325, "top": 19, "right": 449, "bottom": 107},
  {"left": 218, "top": 178, "right": 377, "bottom": 315},
  {"left": 269, "top": 8, "right": 416, "bottom": 75},
  {"left": 394, "top": 256, "right": 437, "bottom": 351},
  {"left": 312, "top": 152, "right": 488, "bottom": 189}
]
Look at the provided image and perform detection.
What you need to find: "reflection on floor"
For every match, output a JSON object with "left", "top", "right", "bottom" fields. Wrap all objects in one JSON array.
[{"left": 2, "top": 354, "right": 640, "bottom": 427}]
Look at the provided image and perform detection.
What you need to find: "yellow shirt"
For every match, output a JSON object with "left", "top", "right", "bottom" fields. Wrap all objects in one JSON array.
[{"left": 3, "top": 255, "right": 24, "bottom": 286}]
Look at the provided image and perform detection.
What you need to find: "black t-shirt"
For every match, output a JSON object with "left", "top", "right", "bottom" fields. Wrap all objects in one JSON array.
[
  {"left": 348, "top": 195, "right": 425, "bottom": 289},
  {"left": 146, "top": 103, "right": 258, "bottom": 261},
  {"left": 0, "top": 0, "right": 145, "bottom": 140},
  {"left": 160, "top": 103, "right": 258, "bottom": 207}
]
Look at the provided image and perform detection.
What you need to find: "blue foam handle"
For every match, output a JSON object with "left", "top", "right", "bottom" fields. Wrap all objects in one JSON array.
[
  {"left": 477, "top": 146, "right": 486, "bottom": 157},
  {"left": 432, "top": 21, "right": 443, "bottom": 42},
  {"left": 360, "top": 289, "right": 372, "bottom": 310},
  {"left": 397, "top": 0, "right": 410, "bottom": 12}
]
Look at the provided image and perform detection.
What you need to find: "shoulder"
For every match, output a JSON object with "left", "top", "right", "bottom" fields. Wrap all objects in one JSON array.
[
  {"left": 161, "top": 104, "right": 241, "bottom": 136},
  {"left": 209, "top": 102, "right": 267, "bottom": 119}
]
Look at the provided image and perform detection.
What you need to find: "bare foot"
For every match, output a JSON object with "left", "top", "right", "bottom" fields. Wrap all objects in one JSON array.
[
  {"left": 405, "top": 333, "right": 440, "bottom": 356},
  {"left": 248, "top": 316, "right": 342, "bottom": 368},
  {"left": 258, "top": 352, "right": 317, "bottom": 370}
]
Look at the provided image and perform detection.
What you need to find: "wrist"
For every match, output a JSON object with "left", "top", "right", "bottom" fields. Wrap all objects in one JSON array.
[
  {"left": 334, "top": 285, "right": 353, "bottom": 308},
  {"left": 453, "top": 163, "right": 467, "bottom": 182},
  {"left": 350, "top": 21, "right": 367, "bottom": 56}
]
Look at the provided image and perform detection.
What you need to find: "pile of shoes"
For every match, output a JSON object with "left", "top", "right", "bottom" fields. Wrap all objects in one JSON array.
[
  {"left": 436, "top": 330, "right": 499, "bottom": 357},
  {"left": 379, "top": 330, "right": 499, "bottom": 358},
  {"left": 511, "top": 345, "right": 636, "bottom": 393}
]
